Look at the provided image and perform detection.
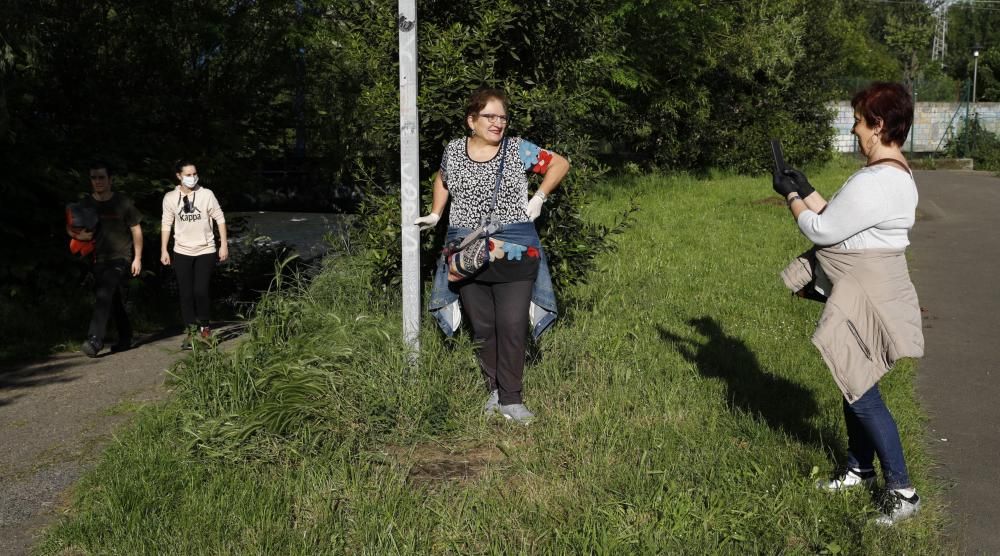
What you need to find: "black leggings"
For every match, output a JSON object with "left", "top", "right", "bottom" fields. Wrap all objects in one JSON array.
[
  {"left": 173, "top": 252, "right": 215, "bottom": 327},
  {"left": 458, "top": 279, "right": 535, "bottom": 405}
]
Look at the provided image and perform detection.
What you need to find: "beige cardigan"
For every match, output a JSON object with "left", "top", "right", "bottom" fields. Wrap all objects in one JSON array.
[{"left": 782, "top": 248, "right": 924, "bottom": 403}]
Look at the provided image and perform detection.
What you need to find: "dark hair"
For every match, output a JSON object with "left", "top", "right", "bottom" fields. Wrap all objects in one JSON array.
[
  {"left": 851, "top": 82, "right": 913, "bottom": 147},
  {"left": 89, "top": 159, "right": 113, "bottom": 178},
  {"left": 174, "top": 159, "right": 197, "bottom": 175},
  {"left": 464, "top": 88, "right": 508, "bottom": 121}
]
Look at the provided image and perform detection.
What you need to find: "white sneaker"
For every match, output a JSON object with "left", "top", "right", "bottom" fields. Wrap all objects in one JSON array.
[
  {"left": 875, "top": 489, "right": 920, "bottom": 526},
  {"left": 483, "top": 390, "right": 499, "bottom": 415},
  {"left": 498, "top": 403, "right": 535, "bottom": 425},
  {"left": 816, "top": 468, "right": 877, "bottom": 492}
]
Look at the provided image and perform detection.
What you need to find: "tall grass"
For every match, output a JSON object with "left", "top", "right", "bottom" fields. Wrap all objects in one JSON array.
[{"left": 39, "top": 160, "right": 947, "bottom": 554}]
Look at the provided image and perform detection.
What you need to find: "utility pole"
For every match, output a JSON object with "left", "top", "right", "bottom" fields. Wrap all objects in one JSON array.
[
  {"left": 972, "top": 47, "right": 980, "bottom": 110},
  {"left": 931, "top": 2, "right": 948, "bottom": 67},
  {"left": 398, "top": 1, "right": 421, "bottom": 361}
]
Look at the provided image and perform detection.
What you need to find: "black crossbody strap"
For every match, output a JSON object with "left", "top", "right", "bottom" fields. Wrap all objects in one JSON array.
[{"left": 488, "top": 137, "right": 507, "bottom": 221}]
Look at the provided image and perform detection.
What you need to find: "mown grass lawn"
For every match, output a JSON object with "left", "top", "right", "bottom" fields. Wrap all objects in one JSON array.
[{"left": 39, "top": 159, "right": 947, "bottom": 554}]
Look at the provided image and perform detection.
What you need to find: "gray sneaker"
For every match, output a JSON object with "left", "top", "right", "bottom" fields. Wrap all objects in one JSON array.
[
  {"left": 875, "top": 489, "right": 920, "bottom": 526},
  {"left": 80, "top": 337, "right": 102, "bottom": 358},
  {"left": 483, "top": 390, "right": 500, "bottom": 415},
  {"left": 816, "top": 468, "right": 877, "bottom": 492},
  {"left": 498, "top": 403, "right": 535, "bottom": 425}
]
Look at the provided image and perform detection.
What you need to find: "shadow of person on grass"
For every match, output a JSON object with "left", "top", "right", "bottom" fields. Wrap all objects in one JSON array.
[{"left": 657, "top": 316, "right": 839, "bottom": 453}]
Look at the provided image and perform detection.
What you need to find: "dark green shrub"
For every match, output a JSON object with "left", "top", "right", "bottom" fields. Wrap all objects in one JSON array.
[{"left": 946, "top": 116, "right": 1000, "bottom": 172}]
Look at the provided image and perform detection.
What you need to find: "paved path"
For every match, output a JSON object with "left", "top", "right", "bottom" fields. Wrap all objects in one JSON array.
[
  {"left": 0, "top": 327, "right": 241, "bottom": 556},
  {"left": 910, "top": 170, "right": 1000, "bottom": 555}
]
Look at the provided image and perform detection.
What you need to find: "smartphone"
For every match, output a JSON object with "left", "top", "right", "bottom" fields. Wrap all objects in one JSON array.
[{"left": 770, "top": 139, "right": 786, "bottom": 175}]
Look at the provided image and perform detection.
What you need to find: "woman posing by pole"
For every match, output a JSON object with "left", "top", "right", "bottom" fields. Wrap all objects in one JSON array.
[{"left": 418, "top": 88, "right": 569, "bottom": 424}]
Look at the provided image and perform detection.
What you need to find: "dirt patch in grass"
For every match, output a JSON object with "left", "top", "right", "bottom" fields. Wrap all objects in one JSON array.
[{"left": 387, "top": 442, "right": 507, "bottom": 486}]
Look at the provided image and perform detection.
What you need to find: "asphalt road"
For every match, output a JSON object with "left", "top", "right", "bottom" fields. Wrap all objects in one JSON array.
[{"left": 910, "top": 169, "right": 1000, "bottom": 555}]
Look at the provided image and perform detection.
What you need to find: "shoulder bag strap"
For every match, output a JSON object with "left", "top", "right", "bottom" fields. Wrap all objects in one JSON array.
[
  {"left": 487, "top": 137, "right": 507, "bottom": 223},
  {"left": 867, "top": 157, "right": 912, "bottom": 175}
]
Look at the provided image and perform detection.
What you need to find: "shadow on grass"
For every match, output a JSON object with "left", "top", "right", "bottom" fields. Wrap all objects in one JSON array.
[{"left": 657, "top": 316, "right": 842, "bottom": 453}]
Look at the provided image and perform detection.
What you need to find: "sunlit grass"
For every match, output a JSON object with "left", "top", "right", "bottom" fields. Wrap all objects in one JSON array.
[{"left": 39, "top": 158, "right": 947, "bottom": 554}]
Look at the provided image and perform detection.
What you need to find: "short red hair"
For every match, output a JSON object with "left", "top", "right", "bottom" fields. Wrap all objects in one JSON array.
[{"left": 851, "top": 82, "right": 913, "bottom": 147}]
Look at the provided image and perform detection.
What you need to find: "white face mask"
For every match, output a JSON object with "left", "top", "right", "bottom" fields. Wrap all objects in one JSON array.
[{"left": 182, "top": 175, "right": 199, "bottom": 188}]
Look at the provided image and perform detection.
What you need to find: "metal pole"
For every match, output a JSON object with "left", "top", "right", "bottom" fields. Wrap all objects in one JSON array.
[
  {"left": 964, "top": 80, "right": 971, "bottom": 155},
  {"left": 398, "top": 1, "right": 421, "bottom": 361},
  {"left": 910, "top": 79, "right": 916, "bottom": 155},
  {"left": 972, "top": 50, "right": 979, "bottom": 113}
]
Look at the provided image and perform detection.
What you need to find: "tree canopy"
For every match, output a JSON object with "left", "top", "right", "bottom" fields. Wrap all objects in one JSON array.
[{"left": 0, "top": 0, "right": 968, "bottom": 294}]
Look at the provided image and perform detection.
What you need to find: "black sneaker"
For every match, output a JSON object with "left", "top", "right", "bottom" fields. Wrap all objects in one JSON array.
[{"left": 81, "top": 337, "right": 103, "bottom": 358}]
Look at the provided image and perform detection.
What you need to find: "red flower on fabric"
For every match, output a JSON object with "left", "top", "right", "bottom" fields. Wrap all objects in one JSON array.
[
  {"left": 532, "top": 150, "right": 554, "bottom": 174},
  {"left": 527, "top": 246, "right": 539, "bottom": 258},
  {"left": 488, "top": 239, "right": 495, "bottom": 251}
]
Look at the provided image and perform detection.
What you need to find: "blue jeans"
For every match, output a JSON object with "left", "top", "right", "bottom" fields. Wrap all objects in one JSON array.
[{"left": 843, "top": 383, "right": 911, "bottom": 489}]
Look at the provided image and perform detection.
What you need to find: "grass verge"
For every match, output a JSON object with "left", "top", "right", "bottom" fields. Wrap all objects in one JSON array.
[{"left": 38, "top": 160, "right": 947, "bottom": 554}]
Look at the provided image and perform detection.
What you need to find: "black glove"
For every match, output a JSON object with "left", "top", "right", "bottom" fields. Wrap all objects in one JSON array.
[
  {"left": 783, "top": 167, "right": 815, "bottom": 197},
  {"left": 772, "top": 170, "right": 798, "bottom": 197}
]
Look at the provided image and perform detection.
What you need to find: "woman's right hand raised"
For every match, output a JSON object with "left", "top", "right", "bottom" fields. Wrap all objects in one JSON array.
[
  {"left": 414, "top": 213, "right": 440, "bottom": 230},
  {"left": 783, "top": 167, "right": 816, "bottom": 197}
]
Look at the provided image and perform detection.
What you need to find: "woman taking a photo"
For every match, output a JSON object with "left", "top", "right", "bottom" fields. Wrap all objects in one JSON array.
[
  {"left": 774, "top": 82, "right": 924, "bottom": 525},
  {"left": 161, "top": 160, "right": 228, "bottom": 349},
  {"left": 418, "top": 88, "right": 569, "bottom": 424}
]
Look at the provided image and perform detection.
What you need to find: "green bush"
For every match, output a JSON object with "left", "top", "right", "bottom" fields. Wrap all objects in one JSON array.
[{"left": 945, "top": 115, "right": 1000, "bottom": 172}]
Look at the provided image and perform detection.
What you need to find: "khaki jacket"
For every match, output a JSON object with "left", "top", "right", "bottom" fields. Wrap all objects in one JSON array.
[{"left": 782, "top": 248, "right": 924, "bottom": 403}]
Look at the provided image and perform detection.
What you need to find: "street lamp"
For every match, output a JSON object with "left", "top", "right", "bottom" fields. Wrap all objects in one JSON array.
[{"left": 972, "top": 46, "right": 981, "bottom": 107}]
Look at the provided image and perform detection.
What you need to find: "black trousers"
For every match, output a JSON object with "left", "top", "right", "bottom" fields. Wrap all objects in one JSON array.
[
  {"left": 87, "top": 259, "right": 131, "bottom": 344},
  {"left": 458, "top": 279, "right": 534, "bottom": 405},
  {"left": 173, "top": 252, "right": 216, "bottom": 327}
]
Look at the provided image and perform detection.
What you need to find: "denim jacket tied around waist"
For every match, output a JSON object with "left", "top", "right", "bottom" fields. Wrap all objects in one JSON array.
[{"left": 428, "top": 221, "right": 557, "bottom": 339}]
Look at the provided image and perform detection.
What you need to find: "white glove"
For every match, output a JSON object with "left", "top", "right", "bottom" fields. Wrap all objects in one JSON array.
[
  {"left": 414, "top": 212, "right": 440, "bottom": 230},
  {"left": 527, "top": 193, "right": 546, "bottom": 221}
]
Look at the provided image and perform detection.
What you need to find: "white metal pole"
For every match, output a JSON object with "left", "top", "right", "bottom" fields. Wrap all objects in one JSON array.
[
  {"left": 398, "top": 1, "right": 421, "bottom": 361},
  {"left": 972, "top": 50, "right": 979, "bottom": 112}
]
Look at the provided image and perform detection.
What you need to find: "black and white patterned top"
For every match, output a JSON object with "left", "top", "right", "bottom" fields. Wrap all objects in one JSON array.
[{"left": 440, "top": 136, "right": 555, "bottom": 228}]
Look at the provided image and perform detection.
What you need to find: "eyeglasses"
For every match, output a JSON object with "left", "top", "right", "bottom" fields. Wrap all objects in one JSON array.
[{"left": 478, "top": 113, "right": 510, "bottom": 125}]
